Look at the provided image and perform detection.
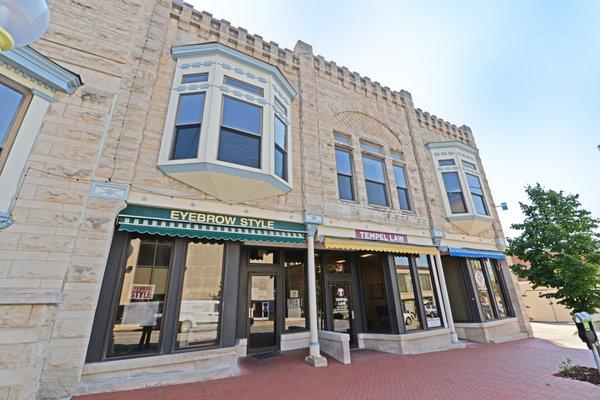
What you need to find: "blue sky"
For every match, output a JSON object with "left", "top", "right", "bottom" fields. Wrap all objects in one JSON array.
[{"left": 189, "top": 0, "right": 600, "bottom": 237}]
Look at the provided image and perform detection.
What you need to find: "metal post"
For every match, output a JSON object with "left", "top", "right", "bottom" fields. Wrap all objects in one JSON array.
[
  {"left": 434, "top": 251, "right": 459, "bottom": 343},
  {"left": 592, "top": 346, "right": 600, "bottom": 371},
  {"left": 305, "top": 225, "right": 327, "bottom": 367}
]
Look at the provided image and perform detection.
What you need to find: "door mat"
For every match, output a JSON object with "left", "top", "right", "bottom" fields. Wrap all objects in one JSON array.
[{"left": 251, "top": 351, "right": 282, "bottom": 360}]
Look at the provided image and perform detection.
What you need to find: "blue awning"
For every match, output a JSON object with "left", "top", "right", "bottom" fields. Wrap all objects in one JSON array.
[{"left": 448, "top": 247, "right": 505, "bottom": 260}]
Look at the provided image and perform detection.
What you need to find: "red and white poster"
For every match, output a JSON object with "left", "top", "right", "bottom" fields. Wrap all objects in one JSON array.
[{"left": 130, "top": 284, "right": 155, "bottom": 301}]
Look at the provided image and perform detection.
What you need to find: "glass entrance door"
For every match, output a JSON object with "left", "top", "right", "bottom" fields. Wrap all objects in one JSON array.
[
  {"left": 248, "top": 274, "right": 277, "bottom": 352},
  {"left": 329, "top": 281, "right": 355, "bottom": 345}
]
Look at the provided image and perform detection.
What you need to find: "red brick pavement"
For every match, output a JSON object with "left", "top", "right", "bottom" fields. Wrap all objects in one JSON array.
[{"left": 75, "top": 338, "right": 599, "bottom": 400}]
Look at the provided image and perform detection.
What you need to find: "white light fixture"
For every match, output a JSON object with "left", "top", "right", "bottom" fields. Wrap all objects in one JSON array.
[{"left": 0, "top": 0, "right": 50, "bottom": 51}]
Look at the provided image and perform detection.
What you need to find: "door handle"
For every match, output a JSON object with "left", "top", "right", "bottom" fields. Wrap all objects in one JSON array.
[
  {"left": 249, "top": 308, "right": 253, "bottom": 316},
  {"left": 351, "top": 311, "right": 355, "bottom": 320}
]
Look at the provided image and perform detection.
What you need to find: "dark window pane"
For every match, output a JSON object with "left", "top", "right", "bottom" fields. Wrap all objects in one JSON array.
[
  {"left": 274, "top": 117, "right": 286, "bottom": 148},
  {"left": 366, "top": 181, "right": 388, "bottom": 206},
  {"left": 337, "top": 174, "right": 354, "bottom": 200},
  {"left": 107, "top": 238, "right": 173, "bottom": 358},
  {"left": 362, "top": 156, "right": 386, "bottom": 182},
  {"left": 397, "top": 188, "right": 410, "bottom": 210},
  {"left": 222, "top": 96, "right": 262, "bottom": 135},
  {"left": 438, "top": 159, "right": 456, "bottom": 166},
  {"left": 218, "top": 128, "right": 260, "bottom": 168},
  {"left": 171, "top": 126, "right": 200, "bottom": 159},
  {"left": 285, "top": 251, "right": 307, "bottom": 331},
  {"left": 327, "top": 254, "right": 349, "bottom": 274},
  {"left": 182, "top": 73, "right": 208, "bottom": 84},
  {"left": 224, "top": 76, "right": 264, "bottom": 96},
  {"left": 176, "top": 243, "right": 223, "bottom": 349},
  {"left": 448, "top": 192, "right": 467, "bottom": 213},
  {"left": 393, "top": 165, "right": 407, "bottom": 188},
  {"left": 0, "top": 82, "right": 24, "bottom": 147},
  {"left": 176, "top": 93, "right": 205, "bottom": 125},
  {"left": 360, "top": 253, "right": 391, "bottom": 333},
  {"left": 335, "top": 148, "right": 353, "bottom": 175},
  {"left": 249, "top": 248, "right": 280, "bottom": 264},
  {"left": 275, "top": 147, "right": 287, "bottom": 180}
]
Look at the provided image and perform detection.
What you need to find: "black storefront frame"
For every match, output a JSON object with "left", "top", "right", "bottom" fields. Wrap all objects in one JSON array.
[
  {"left": 87, "top": 231, "right": 240, "bottom": 363},
  {"left": 461, "top": 257, "right": 513, "bottom": 322},
  {"left": 235, "top": 246, "right": 310, "bottom": 353}
]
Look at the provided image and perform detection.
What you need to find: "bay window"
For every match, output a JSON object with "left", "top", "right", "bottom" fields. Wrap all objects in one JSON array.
[
  {"left": 466, "top": 258, "right": 510, "bottom": 320},
  {"left": 158, "top": 42, "right": 296, "bottom": 203}
]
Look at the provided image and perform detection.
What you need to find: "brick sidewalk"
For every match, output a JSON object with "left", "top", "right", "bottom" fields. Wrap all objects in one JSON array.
[{"left": 75, "top": 338, "right": 597, "bottom": 400}]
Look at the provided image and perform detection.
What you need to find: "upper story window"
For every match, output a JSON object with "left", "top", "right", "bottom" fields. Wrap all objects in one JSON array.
[
  {"left": 442, "top": 171, "right": 467, "bottom": 214},
  {"left": 393, "top": 164, "right": 411, "bottom": 211},
  {"left": 274, "top": 116, "right": 287, "bottom": 180},
  {"left": 158, "top": 43, "right": 296, "bottom": 203},
  {"left": 224, "top": 75, "right": 264, "bottom": 96},
  {"left": 334, "top": 132, "right": 352, "bottom": 146},
  {"left": 0, "top": 76, "right": 31, "bottom": 173},
  {"left": 182, "top": 73, "right": 208, "bottom": 84},
  {"left": 362, "top": 155, "right": 389, "bottom": 206},
  {"left": 360, "top": 141, "right": 383, "bottom": 155},
  {"left": 466, "top": 173, "right": 488, "bottom": 215},
  {"left": 462, "top": 160, "right": 477, "bottom": 170},
  {"left": 335, "top": 147, "right": 355, "bottom": 201},
  {"left": 171, "top": 92, "right": 205, "bottom": 160},
  {"left": 217, "top": 96, "right": 262, "bottom": 168},
  {"left": 438, "top": 159, "right": 455, "bottom": 167}
]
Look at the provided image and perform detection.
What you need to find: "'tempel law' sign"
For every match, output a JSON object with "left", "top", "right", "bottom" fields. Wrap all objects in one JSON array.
[
  {"left": 355, "top": 229, "right": 408, "bottom": 243},
  {"left": 170, "top": 209, "right": 275, "bottom": 229}
]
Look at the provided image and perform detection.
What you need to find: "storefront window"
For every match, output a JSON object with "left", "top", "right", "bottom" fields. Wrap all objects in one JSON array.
[
  {"left": 284, "top": 251, "right": 307, "bottom": 331},
  {"left": 394, "top": 256, "right": 422, "bottom": 331},
  {"left": 468, "top": 259, "right": 495, "bottom": 320},
  {"left": 315, "top": 253, "right": 326, "bottom": 330},
  {"left": 107, "top": 237, "right": 173, "bottom": 357},
  {"left": 415, "top": 255, "right": 442, "bottom": 328},
  {"left": 327, "top": 253, "right": 349, "bottom": 274},
  {"left": 360, "top": 253, "right": 391, "bottom": 333},
  {"left": 249, "top": 248, "right": 280, "bottom": 264},
  {"left": 176, "top": 242, "right": 224, "bottom": 349},
  {"left": 484, "top": 259, "right": 508, "bottom": 318}
]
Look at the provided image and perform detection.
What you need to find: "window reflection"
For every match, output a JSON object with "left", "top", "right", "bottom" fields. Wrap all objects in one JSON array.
[
  {"left": 360, "top": 253, "right": 391, "bottom": 333},
  {"left": 468, "top": 259, "right": 494, "bottom": 320},
  {"left": 394, "top": 256, "right": 422, "bottom": 331},
  {"left": 249, "top": 248, "right": 279, "bottom": 265},
  {"left": 415, "top": 255, "right": 442, "bottom": 328},
  {"left": 284, "top": 251, "right": 307, "bottom": 331},
  {"left": 327, "top": 254, "right": 349, "bottom": 274},
  {"left": 484, "top": 260, "right": 508, "bottom": 318},
  {"left": 108, "top": 237, "right": 172, "bottom": 357},
  {"left": 176, "top": 242, "right": 223, "bottom": 349}
]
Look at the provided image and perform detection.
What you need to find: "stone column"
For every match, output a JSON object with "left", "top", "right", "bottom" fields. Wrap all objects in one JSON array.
[
  {"left": 433, "top": 251, "right": 459, "bottom": 343},
  {"left": 304, "top": 222, "right": 327, "bottom": 367}
]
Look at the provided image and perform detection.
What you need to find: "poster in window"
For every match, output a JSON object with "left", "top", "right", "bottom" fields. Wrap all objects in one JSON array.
[
  {"left": 369, "top": 283, "right": 384, "bottom": 299},
  {"left": 130, "top": 284, "right": 155, "bottom": 301}
]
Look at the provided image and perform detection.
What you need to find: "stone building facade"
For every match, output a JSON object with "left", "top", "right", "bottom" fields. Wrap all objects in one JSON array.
[{"left": 0, "top": 1, "right": 531, "bottom": 399}]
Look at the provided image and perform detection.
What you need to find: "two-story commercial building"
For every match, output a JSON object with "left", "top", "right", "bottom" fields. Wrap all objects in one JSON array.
[{"left": 0, "top": 1, "right": 531, "bottom": 399}]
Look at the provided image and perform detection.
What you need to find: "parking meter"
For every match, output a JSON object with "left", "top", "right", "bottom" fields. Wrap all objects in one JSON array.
[{"left": 573, "top": 312, "right": 600, "bottom": 370}]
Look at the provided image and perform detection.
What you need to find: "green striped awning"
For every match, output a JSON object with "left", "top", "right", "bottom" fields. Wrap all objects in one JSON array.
[{"left": 118, "top": 205, "right": 306, "bottom": 245}]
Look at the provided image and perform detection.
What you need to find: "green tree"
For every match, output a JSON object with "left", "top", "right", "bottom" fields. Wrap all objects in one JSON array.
[{"left": 508, "top": 184, "right": 600, "bottom": 313}]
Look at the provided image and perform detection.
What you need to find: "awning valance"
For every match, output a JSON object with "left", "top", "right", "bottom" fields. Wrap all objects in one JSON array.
[
  {"left": 448, "top": 247, "right": 505, "bottom": 260},
  {"left": 118, "top": 205, "right": 305, "bottom": 245},
  {"left": 324, "top": 237, "right": 437, "bottom": 255}
]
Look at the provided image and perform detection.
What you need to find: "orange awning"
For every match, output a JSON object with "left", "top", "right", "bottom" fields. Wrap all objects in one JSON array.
[{"left": 323, "top": 237, "right": 437, "bottom": 255}]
